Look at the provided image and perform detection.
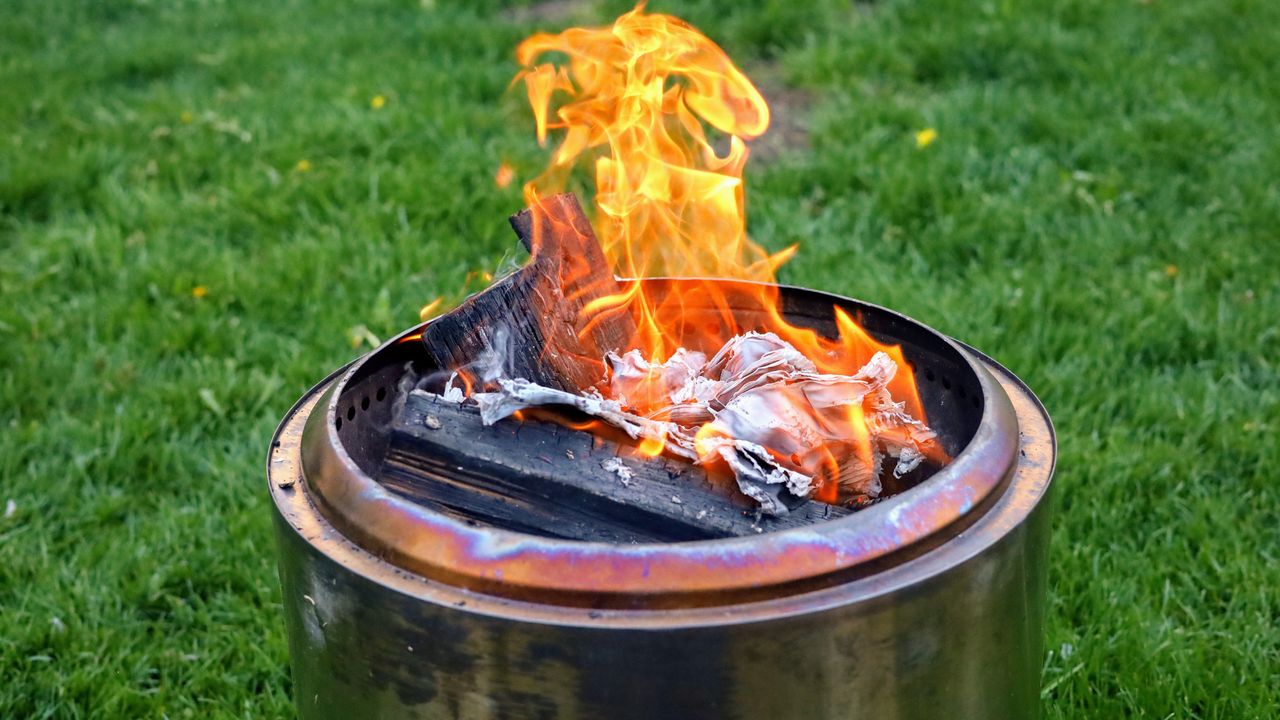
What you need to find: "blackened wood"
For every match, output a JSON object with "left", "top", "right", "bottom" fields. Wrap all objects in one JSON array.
[
  {"left": 420, "top": 193, "right": 636, "bottom": 393},
  {"left": 378, "top": 390, "right": 851, "bottom": 543}
]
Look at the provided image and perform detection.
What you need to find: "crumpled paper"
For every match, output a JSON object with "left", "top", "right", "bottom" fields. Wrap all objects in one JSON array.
[{"left": 469, "top": 331, "right": 940, "bottom": 516}]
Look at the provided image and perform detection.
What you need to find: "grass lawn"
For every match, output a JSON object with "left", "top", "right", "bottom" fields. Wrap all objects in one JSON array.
[{"left": 2, "top": 0, "right": 1277, "bottom": 716}]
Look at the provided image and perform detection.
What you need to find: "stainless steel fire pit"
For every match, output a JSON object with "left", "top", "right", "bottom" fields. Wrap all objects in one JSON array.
[{"left": 267, "top": 279, "right": 1055, "bottom": 719}]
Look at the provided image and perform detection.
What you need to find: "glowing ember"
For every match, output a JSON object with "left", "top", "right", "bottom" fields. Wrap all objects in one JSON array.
[{"left": 440, "top": 4, "right": 943, "bottom": 510}]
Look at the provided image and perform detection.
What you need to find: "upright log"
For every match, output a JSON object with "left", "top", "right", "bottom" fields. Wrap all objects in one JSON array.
[{"left": 420, "top": 193, "right": 635, "bottom": 393}]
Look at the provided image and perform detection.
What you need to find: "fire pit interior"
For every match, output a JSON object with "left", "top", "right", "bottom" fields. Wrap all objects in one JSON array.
[
  {"left": 328, "top": 258, "right": 984, "bottom": 548},
  {"left": 298, "top": 272, "right": 1015, "bottom": 603}
]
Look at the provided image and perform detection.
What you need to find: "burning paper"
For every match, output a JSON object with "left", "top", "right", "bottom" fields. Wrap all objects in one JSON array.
[{"left": 473, "top": 332, "right": 942, "bottom": 516}]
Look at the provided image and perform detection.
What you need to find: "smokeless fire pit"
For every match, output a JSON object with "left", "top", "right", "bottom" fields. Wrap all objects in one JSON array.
[{"left": 267, "top": 278, "right": 1055, "bottom": 720}]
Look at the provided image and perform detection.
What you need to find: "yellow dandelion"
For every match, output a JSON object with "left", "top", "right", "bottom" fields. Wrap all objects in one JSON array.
[
  {"left": 192, "top": 285, "right": 208, "bottom": 299},
  {"left": 179, "top": 110, "right": 195, "bottom": 124},
  {"left": 370, "top": 94, "right": 387, "bottom": 110},
  {"left": 915, "top": 128, "right": 938, "bottom": 149},
  {"left": 1164, "top": 264, "right": 1178, "bottom": 277},
  {"left": 494, "top": 162, "right": 515, "bottom": 189},
  {"left": 295, "top": 159, "right": 312, "bottom": 173}
]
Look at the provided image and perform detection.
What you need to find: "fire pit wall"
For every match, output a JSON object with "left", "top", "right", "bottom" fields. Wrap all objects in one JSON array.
[{"left": 268, "top": 280, "right": 1055, "bottom": 720}]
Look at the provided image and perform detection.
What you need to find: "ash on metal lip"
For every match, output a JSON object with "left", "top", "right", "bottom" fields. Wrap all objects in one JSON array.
[{"left": 278, "top": 279, "right": 1033, "bottom": 607}]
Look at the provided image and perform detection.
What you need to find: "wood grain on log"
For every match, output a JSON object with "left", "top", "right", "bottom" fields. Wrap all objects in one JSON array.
[
  {"left": 379, "top": 391, "right": 850, "bottom": 543},
  {"left": 420, "top": 193, "right": 636, "bottom": 393}
]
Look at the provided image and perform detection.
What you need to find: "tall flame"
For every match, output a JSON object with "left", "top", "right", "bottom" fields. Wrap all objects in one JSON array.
[{"left": 514, "top": 4, "right": 934, "bottom": 502}]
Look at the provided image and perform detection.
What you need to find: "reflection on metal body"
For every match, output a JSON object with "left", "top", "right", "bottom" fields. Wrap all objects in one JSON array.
[{"left": 267, "top": 281, "right": 1056, "bottom": 719}]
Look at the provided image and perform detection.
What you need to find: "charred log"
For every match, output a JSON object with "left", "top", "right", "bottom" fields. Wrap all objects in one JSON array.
[
  {"left": 379, "top": 390, "right": 850, "bottom": 543},
  {"left": 420, "top": 193, "right": 636, "bottom": 393}
]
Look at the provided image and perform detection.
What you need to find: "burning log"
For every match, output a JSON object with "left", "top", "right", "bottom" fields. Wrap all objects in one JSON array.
[
  {"left": 411, "top": 191, "right": 943, "bottom": 519},
  {"left": 420, "top": 193, "right": 635, "bottom": 393},
  {"left": 381, "top": 390, "right": 849, "bottom": 542},
  {"left": 405, "top": 0, "right": 949, "bottom": 523}
]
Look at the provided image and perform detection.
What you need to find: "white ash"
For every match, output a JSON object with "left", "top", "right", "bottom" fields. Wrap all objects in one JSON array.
[
  {"left": 474, "top": 378, "right": 690, "bottom": 454},
  {"left": 600, "top": 457, "right": 634, "bottom": 485},
  {"left": 388, "top": 361, "right": 467, "bottom": 435},
  {"left": 467, "top": 331, "right": 939, "bottom": 516},
  {"left": 439, "top": 373, "right": 466, "bottom": 403},
  {"left": 699, "top": 436, "right": 815, "bottom": 511}
]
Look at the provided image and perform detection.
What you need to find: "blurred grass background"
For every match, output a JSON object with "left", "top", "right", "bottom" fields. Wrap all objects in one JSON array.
[{"left": 1, "top": 0, "right": 1277, "bottom": 717}]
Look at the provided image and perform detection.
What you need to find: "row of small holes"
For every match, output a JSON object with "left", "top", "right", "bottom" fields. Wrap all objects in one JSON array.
[
  {"left": 335, "top": 385, "right": 390, "bottom": 431},
  {"left": 921, "top": 367, "right": 981, "bottom": 409}
]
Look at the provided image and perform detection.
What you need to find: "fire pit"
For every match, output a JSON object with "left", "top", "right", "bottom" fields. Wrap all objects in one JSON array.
[
  {"left": 266, "top": 6, "right": 1055, "bottom": 718},
  {"left": 267, "top": 276, "right": 1054, "bottom": 718}
]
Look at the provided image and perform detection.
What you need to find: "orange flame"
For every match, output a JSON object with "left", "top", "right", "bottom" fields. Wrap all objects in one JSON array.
[
  {"left": 512, "top": 4, "right": 933, "bottom": 502},
  {"left": 418, "top": 297, "right": 445, "bottom": 321},
  {"left": 494, "top": 162, "right": 515, "bottom": 189}
]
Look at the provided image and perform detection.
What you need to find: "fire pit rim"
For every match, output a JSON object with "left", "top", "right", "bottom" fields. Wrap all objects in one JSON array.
[{"left": 283, "top": 279, "right": 1026, "bottom": 604}]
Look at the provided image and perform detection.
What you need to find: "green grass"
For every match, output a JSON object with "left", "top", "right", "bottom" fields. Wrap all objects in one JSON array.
[{"left": 1, "top": 0, "right": 1276, "bottom": 717}]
